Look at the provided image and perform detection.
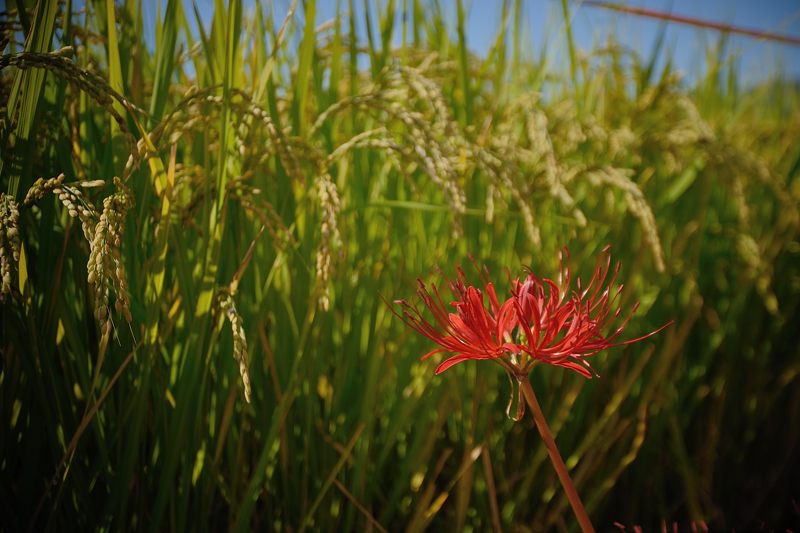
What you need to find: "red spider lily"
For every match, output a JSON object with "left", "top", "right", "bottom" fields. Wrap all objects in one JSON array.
[
  {"left": 392, "top": 246, "right": 672, "bottom": 377},
  {"left": 390, "top": 266, "right": 519, "bottom": 374},
  {"left": 512, "top": 245, "right": 672, "bottom": 378}
]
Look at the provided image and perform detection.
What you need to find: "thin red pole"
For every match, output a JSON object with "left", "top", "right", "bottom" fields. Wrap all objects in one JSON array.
[{"left": 582, "top": 0, "right": 800, "bottom": 47}]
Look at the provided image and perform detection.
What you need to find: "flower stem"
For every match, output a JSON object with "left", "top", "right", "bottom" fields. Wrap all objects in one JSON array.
[{"left": 518, "top": 375, "right": 595, "bottom": 533}]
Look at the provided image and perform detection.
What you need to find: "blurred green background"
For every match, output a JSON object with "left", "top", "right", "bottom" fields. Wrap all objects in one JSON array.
[{"left": 1, "top": 0, "right": 799, "bottom": 530}]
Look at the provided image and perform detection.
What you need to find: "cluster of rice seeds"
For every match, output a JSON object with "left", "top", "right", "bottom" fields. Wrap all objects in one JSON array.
[
  {"left": 398, "top": 65, "right": 451, "bottom": 137},
  {"left": 313, "top": 69, "right": 467, "bottom": 235},
  {"left": 87, "top": 178, "right": 134, "bottom": 329},
  {"left": 583, "top": 166, "right": 666, "bottom": 272},
  {"left": 378, "top": 70, "right": 548, "bottom": 244},
  {"left": 713, "top": 141, "right": 798, "bottom": 230},
  {"left": 0, "top": 193, "right": 21, "bottom": 299},
  {"left": 40, "top": 174, "right": 133, "bottom": 334},
  {"left": 632, "top": 79, "right": 796, "bottom": 308},
  {"left": 376, "top": 101, "right": 466, "bottom": 234},
  {"left": 52, "top": 182, "right": 98, "bottom": 242},
  {"left": 473, "top": 146, "right": 541, "bottom": 245},
  {"left": 145, "top": 88, "right": 304, "bottom": 184},
  {"left": 229, "top": 91, "right": 304, "bottom": 183},
  {"left": 324, "top": 130, "right": 448, "bottom": 212},
  {"left": 169, "top": 163, "right": 208, "bottom": 228},
  {"left": 515, "top": 98, "right": 586, "bottom": 225},
  {"left": 23, "top": 173, "right": 66, "bottom": 207},
  {"left": 454, "top": 96, "right": 572, "bottom": 244},
  {"left": 123, "top": 89, "right": 221, "bottom": 179},
  {"left": 1, "top": 49, "right": 140, "bottom": 160},
  {"left": 709, "top": 146, "right": 796, "bottom": 314},
  {"left": 734, "top": 232, "right": 779, "bottom": 313},
  {"left": 322, "top": 129, "right": 395, "bottom": 170},
  {"left": 397, "top": 64, "right": 470, "bottom": 184},
  {"left": 236, "top": 193, "right": 295, "bottom": 250},
  {"left": 124, "top": 88, "right": 305, "bottom": 260},
  {"left": 477, "top": 92, "right": 669, "bottom": 266},
  {"left": 309, "top": 92, "right": 383, "bottom": 135},
  {"left": 628, "top": 87, "right": 715, "bottom": 174},
  {"left": 223, "top": 167, "right": 296, "bottom": 251},
  {"left": 314, "top": 173, "right": 342, "bottom": 311},
  {"left": 663, "top": 95, "right": 716, "bottom": 147},
  {"left": 217, "top": 292, "right": 252, "bottom": 403},
  {"left": 643, "top": 86, "right": 797, "bottom": 307}
]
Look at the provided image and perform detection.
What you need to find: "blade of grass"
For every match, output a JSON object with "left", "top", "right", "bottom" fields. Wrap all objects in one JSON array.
[
  {"left": 293, "top": 0, "right": 316, "bottom": 134},
  {"left": 455, "top": 0, "right": 472, "bottom": 125},
  {"left": 298, "top": 424, "right": 365, "bottom": 532},
  {"left": 1, "top": 0, "right": 59, "bottom": 197}
]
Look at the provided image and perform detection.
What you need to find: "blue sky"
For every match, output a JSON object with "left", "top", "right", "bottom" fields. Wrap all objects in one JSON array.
[{"left": 152, "top": 0, "right": 800, "bottom": 85}]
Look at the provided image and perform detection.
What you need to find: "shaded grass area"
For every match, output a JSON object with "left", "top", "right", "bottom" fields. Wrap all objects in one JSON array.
[{"left": 1, "top": 0, "right": 799, "bottom": 530}]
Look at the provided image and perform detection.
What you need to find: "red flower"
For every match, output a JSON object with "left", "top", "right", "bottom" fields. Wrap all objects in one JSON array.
[
  {"left": 512, "top": 245, "right": 672, "bottom": 377},
  {"left": 390, "top": 266, "right": 518, "bottom": 374},
  {"left": 393, "top": 246, "right": 672, "bottom": 377}
]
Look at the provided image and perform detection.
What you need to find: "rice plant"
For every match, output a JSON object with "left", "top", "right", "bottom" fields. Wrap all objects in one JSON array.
[{"left": 1, "top": 1, "right": 798, "bottom": 530}]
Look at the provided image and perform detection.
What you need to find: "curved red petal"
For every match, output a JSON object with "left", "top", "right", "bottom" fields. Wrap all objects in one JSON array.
[{"left": 435, "top": 352, "right": 498, "bottom": 374}]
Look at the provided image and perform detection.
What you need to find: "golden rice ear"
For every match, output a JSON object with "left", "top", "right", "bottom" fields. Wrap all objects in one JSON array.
[
  {"left": 314, "top": 173, "right": 342, "bottom": 311},
  {"left": 23, "top": 173, "right": 65, "bottom": 207},
  {"left": 217, "top": 292, "right": 252, "bottom": 403},
  {"left": 0, "top": 194, "right": 21, "bottom": 299},
  {"left": 88, "top": 183, "right": 134, "bottom": 330}
]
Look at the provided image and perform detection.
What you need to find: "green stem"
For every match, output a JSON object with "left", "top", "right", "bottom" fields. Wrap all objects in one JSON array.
[{"left": 519, "top": 375, "right": 595, "bottom": 533}]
